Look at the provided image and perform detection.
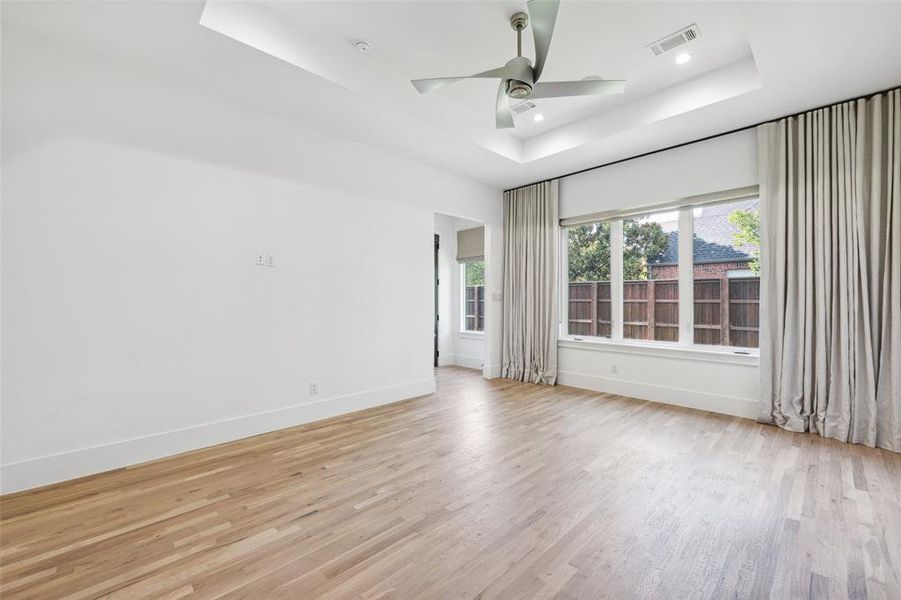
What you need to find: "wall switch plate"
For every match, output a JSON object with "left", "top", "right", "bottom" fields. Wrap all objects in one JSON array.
[
  {"left": 611, "top": 363, "right": 619, "bottom": 374},
  {"left": 265, "top": 254, "right": 275, "bottom": 268},
  {"left": 491, "top": 292, "right": 503, "bottom": 302},
  {"left": 309, "top": 381, "right": 319, "bottom": 395},
  {"left": 255, "top": 253, "right": 265, "bottom": 266}
]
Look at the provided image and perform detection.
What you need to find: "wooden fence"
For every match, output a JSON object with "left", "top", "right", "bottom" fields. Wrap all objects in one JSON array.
[
  {"left": 568, "top": 281, "right": 612, "bottom": 338},
  {"left": 568, "top": 277, "right": 760, "bottom": 347},
  {"left": 694, "top": 277, "right": 760, "bottom": 348},
  {"left": 465, "top": 285, "right": 485, "bottom": 332},
  {"left": 624, "top": 279, "right": 680, "bottom": 342}
]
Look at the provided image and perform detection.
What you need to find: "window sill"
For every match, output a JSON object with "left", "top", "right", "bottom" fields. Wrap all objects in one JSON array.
[
  {"left": 458, "top": 331, "right": 485, "bottom": 340},
  {"left": 558, "top": 337, "right": 759, "bottom": 366}
]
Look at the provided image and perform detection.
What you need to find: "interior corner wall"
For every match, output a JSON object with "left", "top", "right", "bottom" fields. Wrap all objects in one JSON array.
[
  {"left": 0, "top": 28, "right": 502, "bottom": 493},
  {"left": 557, "top": 130, "right": 761, "bottom": 418}
]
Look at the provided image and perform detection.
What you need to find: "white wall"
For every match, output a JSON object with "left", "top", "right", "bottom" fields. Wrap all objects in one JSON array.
[
  {"left": 434, "top": 214, "right": 485, "bottom": 371},
  {"left": 0, "top": 27, "right": 502, "bottom": 492},
  {"left": 558, "top": 130, "right": 761, "bottom": 418}
]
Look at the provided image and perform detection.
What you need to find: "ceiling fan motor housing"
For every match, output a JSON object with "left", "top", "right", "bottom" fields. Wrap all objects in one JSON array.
[{"left": 504, "top": 56, "right": 534, "bottom": 99}]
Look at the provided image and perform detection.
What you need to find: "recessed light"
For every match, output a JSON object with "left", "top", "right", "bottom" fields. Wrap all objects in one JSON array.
[
  {"left": 675, "top": 52, "right": 691, "bottom": 65},
  {"left": 533, "top": 113, "right": 544, "bottom": 122},
  {"left": 354, "top": 40, "right": 372, "bottom": 53}
]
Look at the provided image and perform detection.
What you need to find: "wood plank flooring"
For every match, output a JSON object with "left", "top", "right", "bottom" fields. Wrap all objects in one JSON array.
[{"left": 1, "top": 367, "right": 900, "bottom": 599}]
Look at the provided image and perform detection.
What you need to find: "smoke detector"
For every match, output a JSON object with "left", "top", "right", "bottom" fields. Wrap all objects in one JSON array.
[
  {"left": 354, "top": 40, "right": 373, "bottom": 53},
  {"left": 647, "top": 24, "right": 700, "bottom": 56}
]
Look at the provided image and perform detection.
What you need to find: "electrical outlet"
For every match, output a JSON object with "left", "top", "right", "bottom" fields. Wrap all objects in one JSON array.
[
  {"left": 255, "top": 253, "right": 265, "bottom": 266},
  {"left": 611, "top": 363, "right": 619, "bottom": 374},
  {"left": 309, "top": 381, "right": 319, "bottom": 395}
]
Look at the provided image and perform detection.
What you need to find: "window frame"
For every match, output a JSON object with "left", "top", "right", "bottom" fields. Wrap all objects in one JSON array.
[
  {"left": 559, "top": 188, "right": 760, "bottom": 359},
  {"left": 460, "top": 260, "right": 485, "bottom": 335}
]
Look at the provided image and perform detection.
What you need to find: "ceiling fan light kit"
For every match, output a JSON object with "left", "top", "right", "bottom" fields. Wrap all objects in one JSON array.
[{"left": 410, "top": 0, "right": 626, "bottom": 129}]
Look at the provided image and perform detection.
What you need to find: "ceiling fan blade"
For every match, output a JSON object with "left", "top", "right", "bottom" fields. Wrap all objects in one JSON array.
[
  {"left": 496, "top": 82, "right": 514, "bottom": 129},
  {"left": 528, "top": 0, "right": 560, "bottom": 82},
  {"left": 529, "top": 79, "right": 626, "bottom": 99},
  {"left": 411, "top": 66, "right": 508, "bottom": 94}
]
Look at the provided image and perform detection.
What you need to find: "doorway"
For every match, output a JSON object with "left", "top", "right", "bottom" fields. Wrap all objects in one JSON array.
[{"left": 434, "top": 213, "right": 487, "bottom": 372}]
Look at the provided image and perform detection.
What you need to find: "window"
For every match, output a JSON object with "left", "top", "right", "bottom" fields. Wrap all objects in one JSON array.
[
  {"left": 462, "top": 260, "right": 485, "bottom": 332},
  {"left": 566, "top": 222, "right": 611, "bottom": 337},
  {"left": 692, "top": 198, "right": 760, "bottom": 349},
  {"left": 623, "top": 211, "right": 679, "bottom": 341},
  {"left": 562, "top": 193, "right": 760, "bottom": 352}
]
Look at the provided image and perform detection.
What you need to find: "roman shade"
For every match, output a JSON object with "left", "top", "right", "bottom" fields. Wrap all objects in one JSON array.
[
  {"left": 559, "top": 185, "right": 760, "bottom": 227},
  {"left": 456, "top": 227, "right": 484, "bottom": 262}
]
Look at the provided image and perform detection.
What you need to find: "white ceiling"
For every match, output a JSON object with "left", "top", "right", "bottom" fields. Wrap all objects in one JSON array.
[
  {"left": 4, "top": 1, "right": 901, "bottom": 189},
  {"left": 199, "top": 0, "right": 763, "bottom": 163},
  {"left": 248, "top": 1, "right": 756, "bottom": 139}
]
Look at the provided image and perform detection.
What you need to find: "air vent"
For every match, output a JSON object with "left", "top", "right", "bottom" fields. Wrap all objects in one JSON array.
[
  {"left": 511, "top": 100, "right": 537, "bottom": 116},
  {"left": 647, "top": 24, "right": 700, "bottom": 56}
]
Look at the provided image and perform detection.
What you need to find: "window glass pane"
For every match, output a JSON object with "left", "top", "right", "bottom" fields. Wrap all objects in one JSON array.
[
  {"left": 623, "top": 211, "right": 679, "bottom": 341},
  {"left": 463, "top": 260, "right": 484, "bottom": 332},
  {"left": 566, "top": 222, "right": 611, "bottom": 338},
  {"left": 692, "top": 198, "right": 760, "bottom": 348}
]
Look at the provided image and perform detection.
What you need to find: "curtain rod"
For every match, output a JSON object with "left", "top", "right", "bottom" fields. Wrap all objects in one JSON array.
[{"left": 504, "top": 84, "right": 901, "bottom": 194}]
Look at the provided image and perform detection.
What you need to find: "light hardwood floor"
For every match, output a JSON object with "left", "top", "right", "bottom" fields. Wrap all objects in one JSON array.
[{"left": 1, "top": 367, "right": 899, "bottom": 599}]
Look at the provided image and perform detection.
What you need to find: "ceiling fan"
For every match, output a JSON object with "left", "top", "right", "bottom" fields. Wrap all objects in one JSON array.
[{"left": 410, "top": 0, "right": 625, "bottom": 129}]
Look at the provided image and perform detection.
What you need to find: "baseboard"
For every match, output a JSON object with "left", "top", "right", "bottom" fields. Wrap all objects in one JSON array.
[
  {"left": 483, "top": 363, "right": 502, "bottom": 379},
  {"left": 452, "top": 354, "right": 484, "bottom": 371},
  {"left": 0, "top": 378, "right": 436, "bottom": 494},
  {"left": 556, "top": 370, "right": 758, "bottom": 419}
]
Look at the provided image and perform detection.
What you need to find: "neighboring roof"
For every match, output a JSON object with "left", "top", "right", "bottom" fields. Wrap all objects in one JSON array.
[{"left": 651, "top": 199, "right": 758, "bottom": 265}]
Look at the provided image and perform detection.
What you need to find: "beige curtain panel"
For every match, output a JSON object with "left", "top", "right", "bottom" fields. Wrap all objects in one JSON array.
[
  {"left": 758, "top": 88, "right": 900, "bottom": 452},
  {"left": 502, "top": 180, "right": 559, "bottom": 385},
  {"left": 456, "top": 226, "right": 485, "bottom": 262}
]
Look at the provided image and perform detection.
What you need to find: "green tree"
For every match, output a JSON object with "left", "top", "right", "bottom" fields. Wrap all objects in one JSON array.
[
  {"left": 464, "top": 260, "right": 484, "bottom": 286},
  {"left": 568, "top": 222, "right": 612, "bottom": 282},
  {"left": 623, "top": 219, "right": 669, "bottom": 281},
  {"left": 727, "top": 209, "right": 760, "bottom": 274},
  {"left": 568, "top": 220, "right": 669, "bottom": 282}
]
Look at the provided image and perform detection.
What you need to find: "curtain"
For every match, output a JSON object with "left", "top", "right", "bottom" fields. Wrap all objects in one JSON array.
[
  {"left": 758, "top": 88, "right": 900, "bottom": 452},
  {"left": 502, "top": 180, "right": 559, "bottom": 384}
]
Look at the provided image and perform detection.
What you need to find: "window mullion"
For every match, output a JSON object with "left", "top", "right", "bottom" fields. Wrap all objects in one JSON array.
[
  {"left": 460, "top": 263, "right": 466, "bottom": 332},
  {"left": 611, "top": 220, "right": 624, "bottom": 342},
  {"left": 678, "top": 207, "right": 693, "bottom": 346}
]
